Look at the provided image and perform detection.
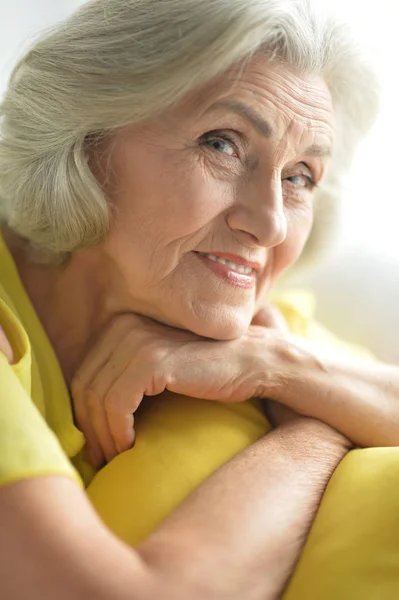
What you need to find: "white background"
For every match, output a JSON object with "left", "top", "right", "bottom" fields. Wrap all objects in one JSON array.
[{"left": 320, "top": 0, "right": 399, "bottom": 260}]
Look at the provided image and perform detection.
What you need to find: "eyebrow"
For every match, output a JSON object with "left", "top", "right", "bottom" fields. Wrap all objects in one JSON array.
[
  {"left": 209, "top": 100, "right": 274, "bottom": 138},
  {"left": 207, "top": 100, "right": 332, "bottom": 158}
]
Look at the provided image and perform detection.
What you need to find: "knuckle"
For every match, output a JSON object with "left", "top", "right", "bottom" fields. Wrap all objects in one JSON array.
[
  {"left": 104, "top": 390, "right": 141, "bottom": 416},
  {"left": 104, "top": 391, "right": 121, "bottom": 415},
  {"left": 148, "top": 342, "right": 170, "bottom": 365},
  {"left": 136, "top": 343, "right": 164, "bottom": 368},
  {"left": 124, "top": 328, "right": 140, "bottom": 348},
  {"left": 106, "top": 313, "right": 135, "bottom": 340}
]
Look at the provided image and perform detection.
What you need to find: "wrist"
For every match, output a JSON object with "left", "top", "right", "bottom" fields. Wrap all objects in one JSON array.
[{"left": 257, "top": 334, "right": 340, "bottom": 420}]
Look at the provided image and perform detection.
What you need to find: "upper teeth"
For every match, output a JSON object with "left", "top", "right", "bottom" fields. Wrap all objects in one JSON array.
[{"left": 198, "top": 252, "right": 254, "bottom": 275}]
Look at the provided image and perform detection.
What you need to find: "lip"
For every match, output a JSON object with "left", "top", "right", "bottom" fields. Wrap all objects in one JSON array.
[
  {"left": 195, "top": 251, "right": 264, "bottom": 272},
  {"left": 194, "top": 251, "right": 258, "bottom": 289}
]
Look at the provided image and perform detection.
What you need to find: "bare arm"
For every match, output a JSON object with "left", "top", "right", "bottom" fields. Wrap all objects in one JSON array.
[
  {"left": 269, "top": 335, "right": 399, "bottom": 448},
  {"left": 0, "top": 418, "right": 348, "bottom": 600}
]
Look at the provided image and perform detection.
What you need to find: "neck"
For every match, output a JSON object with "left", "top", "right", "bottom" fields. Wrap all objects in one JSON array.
[{"left": 3, "top": 231, "right": 114, "bottom": 384}]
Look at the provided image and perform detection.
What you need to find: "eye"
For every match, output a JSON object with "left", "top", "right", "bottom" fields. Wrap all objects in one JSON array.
[
  {"left": 285, "top": 174, "right": 317, "bottom": 190},
  {"left": 200, "top": 132, "right": 238, "bottom": 158}
]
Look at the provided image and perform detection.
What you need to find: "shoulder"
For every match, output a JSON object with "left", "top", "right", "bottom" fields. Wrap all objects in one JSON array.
[{"left": 0, "top": 324, "right": 14, "bottom": 364}]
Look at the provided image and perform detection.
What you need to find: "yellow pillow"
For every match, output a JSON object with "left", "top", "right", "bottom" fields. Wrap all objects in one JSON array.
[
  {"left": 88, "top": 396, "right": 399, "bottom": 600},
  {"left": 87, "top": 393, "right": 270, "bottom": 545},
  {"left": 285, "top": 447, "right": 399, "bottom": 600}
]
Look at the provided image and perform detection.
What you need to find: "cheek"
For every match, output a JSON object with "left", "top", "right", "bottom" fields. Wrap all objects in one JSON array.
[
  {"left": 273, "top": 205, "right": 314, "bottom": 273},
  {"left": 255, "top": 205, "right": 313, "bottom": 306},
  {"left": 102, "top": 144, "right": 235, "bottom": 274},
  {"left": 113, "top": 156, "right": 232, "bottom": 254}
]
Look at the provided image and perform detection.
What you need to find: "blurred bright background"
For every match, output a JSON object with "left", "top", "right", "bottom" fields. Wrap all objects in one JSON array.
[
  {"left": 0, "top": 0, "right": 398, "bottom": 361},
  {"left": 318, "top": 0, "right": 399, "bottom": 259}
]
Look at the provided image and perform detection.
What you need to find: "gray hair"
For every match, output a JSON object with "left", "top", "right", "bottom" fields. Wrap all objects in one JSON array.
[{"left": 0, "top": 0, "right": 379, "bottom": 269}]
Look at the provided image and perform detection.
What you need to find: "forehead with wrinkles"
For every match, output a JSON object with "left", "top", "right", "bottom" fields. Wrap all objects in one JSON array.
[{"left": 170, "top": 56, "right": 335, "bottom": 157}]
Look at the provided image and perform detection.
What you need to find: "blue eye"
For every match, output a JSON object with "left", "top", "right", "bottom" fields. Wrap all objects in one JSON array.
[
  {"left": 201, "top": 133, "right": 237, "bottom": 157},
  {"left": 286, "top": 174, "right": 316, "bottom": 189}
]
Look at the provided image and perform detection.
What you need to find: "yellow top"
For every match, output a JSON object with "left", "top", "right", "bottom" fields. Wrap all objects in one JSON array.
[
  {"left": 0, "top": 234, "right": 95, "bottom": 488},
  {"left": 0, "top": 230, "right": 370, "bottom": 494},
  {"left": 3, "top": 233, "right": 399, "bottom": 600}
]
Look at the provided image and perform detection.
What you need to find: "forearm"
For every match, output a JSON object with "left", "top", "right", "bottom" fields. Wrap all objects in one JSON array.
[
  {"left": 139, "top": 418, "right": 349, "bottom": 600},
  {"left": 271, "top": 337, "right": 399, "bottom": 448},
  {"left": 2, "top": 420, "right": 348, "bottom": 600}
]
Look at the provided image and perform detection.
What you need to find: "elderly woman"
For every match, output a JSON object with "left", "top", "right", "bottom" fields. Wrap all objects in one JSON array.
[{"left": 1, "top": 0, "right": 399, "bottom": 598}]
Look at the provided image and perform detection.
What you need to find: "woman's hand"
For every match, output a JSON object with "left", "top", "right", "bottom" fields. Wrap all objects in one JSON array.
[
  {"left": 71, "top": 312, "right": 284, "bottom": 467},
  {"left": 252, "top": 301, "right": 399, "bottom": 451},
  {"left": 252, "top": 303, "right": 353, "bottom": 455},
  {"left": 251, "top": 302, "right": 302, "bottom": 427}
]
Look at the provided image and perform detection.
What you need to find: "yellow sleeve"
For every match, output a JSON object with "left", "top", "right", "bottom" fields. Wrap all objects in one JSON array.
[{"left": 0, "top": 353, "right": 83, "bottom": 488}]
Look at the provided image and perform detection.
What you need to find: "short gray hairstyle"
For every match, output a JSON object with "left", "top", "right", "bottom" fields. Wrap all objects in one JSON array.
[{"left": 0, "top": 0, "right": 378, "bottom": 268}]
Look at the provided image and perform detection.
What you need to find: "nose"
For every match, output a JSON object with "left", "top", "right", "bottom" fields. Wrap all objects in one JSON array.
[{"left": 226, "top": 175, "right": 287, "bottom": 248}]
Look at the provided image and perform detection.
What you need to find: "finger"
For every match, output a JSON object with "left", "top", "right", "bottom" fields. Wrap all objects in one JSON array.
[
  {"left": 106, "top": 400, "right": 136, "bottom": 455},
  {"left": 84, "top": 344, "right": 139, "bottom": 456},
  {"left": 72, "top": 354, "right": 114, "bottom": 467},
  {"left": 72, "top": 331, "right": 136, "bottom": 463},
  {"left": 87, "top": 386, "right": 119, "bottom": 462},
  {"left": 73, "top": 388, "right": 105, "bottom": 468},
  {"left": 251, "top": 305, "right": 290, "bottom": 332},
  {"left": 104, "top": 384, "right": 142, "bottom": 454},
  {"left": 71, "top": 317, "right": 129, "bottom": 402},
  {"left": 85, "top": 350, "right": 131, "bottom": 462},
  {"left": 103, "top": 363, "right": 167, "bottom": 453},
  {"left": 0, "top": 324, "right": 15, "bottom": 364}
]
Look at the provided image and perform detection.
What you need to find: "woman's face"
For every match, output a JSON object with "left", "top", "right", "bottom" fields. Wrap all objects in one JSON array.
[{"left": 90, "top": 57, "right": 334, "bottom": 340}]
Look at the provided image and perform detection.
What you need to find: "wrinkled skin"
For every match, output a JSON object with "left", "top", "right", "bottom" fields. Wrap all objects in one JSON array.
[
  {"left": 6, "top": 57, "right": 334, "bottom": 385},
  {"left": 85, "top": 57, "right": 334, "bottom": 342}
]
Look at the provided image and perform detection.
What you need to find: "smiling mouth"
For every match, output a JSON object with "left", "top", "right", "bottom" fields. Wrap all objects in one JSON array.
[
  {"left": 196, "top": 252, "right": 255, "bottom": 275},
  {"left": 194, "top": 251, "right": 257, "bottom": 289}
]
